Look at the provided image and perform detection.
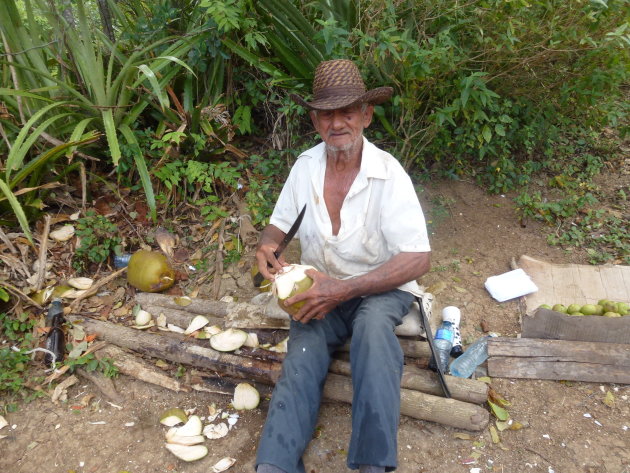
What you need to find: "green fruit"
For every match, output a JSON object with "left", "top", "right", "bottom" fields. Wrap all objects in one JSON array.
[
  {"left": 568, "top": 311, "right": 583, "bottom": 316},
  {"left": 593, "top": 304, "right": 604, "bottom": 316},
  {"left": 603, "top": 312, "right": 621, "bottom": 318},
  {"left": 127, "top": 250, "right": 175, "bottom": 292},
  {"left": 567, "top": 303, "right": 582, "bottom": 314},
  {"left": 552, "top": 304, "right": 567, "bottom": 314},
  {"left": 539, "top": 304, "right": 552, "bottom": 310},
  {"left": 580, "top": 304, "right": 598, "bottom": 316},
  {"left": 602, "top": 301, "right": 617, "bottom": 313},
  {"left": 615, "top": 302, "right": 629, "bottom": 316}
]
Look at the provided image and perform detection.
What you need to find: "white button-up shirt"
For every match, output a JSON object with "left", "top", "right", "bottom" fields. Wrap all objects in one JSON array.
[{"left": 270, "top": 137, "right": 431, "bottom": 295}]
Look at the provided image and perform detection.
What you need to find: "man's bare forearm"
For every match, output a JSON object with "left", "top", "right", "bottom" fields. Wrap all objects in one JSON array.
[{"left": 342, "top": 252, "right": 431, "bottom": 300}]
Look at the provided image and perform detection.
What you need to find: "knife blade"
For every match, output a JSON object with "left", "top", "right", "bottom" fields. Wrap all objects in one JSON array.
[{"left": 253, "top": 204, "right": 307, "bottom": 287}]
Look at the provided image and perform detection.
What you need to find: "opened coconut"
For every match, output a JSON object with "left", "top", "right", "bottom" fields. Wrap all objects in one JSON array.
[
  {"left": 273, "top": 264, "right": 315, "bottom": 316},
  {"left": 127, "top": 250, "right": 175, "bottom": 292}
]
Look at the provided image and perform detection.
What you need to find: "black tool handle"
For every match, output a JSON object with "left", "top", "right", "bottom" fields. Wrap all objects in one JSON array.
[{"left": 252, "top": 250, "right": 280, "bottom": 287}]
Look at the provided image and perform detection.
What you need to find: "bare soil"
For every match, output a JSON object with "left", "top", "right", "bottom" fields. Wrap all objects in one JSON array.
[{"left": 2, "top": 176, "right": 629, "bottom": 473}]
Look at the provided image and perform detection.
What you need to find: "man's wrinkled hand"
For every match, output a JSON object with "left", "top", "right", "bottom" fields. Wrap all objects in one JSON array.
[
  {"left": 255, "top": 244, "right": 287, "bottom": 281},
  {"left": 284, "top": 269, "right": 350, "bottom": 324}
]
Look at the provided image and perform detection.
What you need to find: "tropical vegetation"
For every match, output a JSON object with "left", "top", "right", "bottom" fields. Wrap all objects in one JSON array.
[{"left": 0, "top": 0, "right": 628, "bottom": 254}]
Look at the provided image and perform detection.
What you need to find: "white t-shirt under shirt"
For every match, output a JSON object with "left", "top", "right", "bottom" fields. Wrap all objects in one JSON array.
[{"left": 269, "top": 137, "right": 431, "bottom": 295}]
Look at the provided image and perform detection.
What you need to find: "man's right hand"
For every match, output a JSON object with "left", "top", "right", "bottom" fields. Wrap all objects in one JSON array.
[{"left": 255, "top": 224, "right": 288, "bottom": 281}]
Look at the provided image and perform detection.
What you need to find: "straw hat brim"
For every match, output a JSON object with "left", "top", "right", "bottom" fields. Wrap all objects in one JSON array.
[{"left": 291, "top": 86, "right": 393, "bottom": 111}]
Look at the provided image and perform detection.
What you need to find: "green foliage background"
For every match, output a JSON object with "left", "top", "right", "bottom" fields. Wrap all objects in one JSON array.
[{"left": 0, "top": 0, "right": 628, "bottom": 258}]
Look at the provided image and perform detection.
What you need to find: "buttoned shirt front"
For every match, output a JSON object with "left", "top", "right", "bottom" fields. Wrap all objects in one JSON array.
[{"left": 269, "top": 137, "right": 431, "bottom": 295}]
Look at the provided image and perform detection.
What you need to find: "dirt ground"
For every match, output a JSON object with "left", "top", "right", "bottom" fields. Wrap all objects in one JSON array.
[{"left": 2, "top": 176, "right": 629, "bottom": 473}]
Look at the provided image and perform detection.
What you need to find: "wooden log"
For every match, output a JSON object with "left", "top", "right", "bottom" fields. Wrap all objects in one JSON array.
[
  {"left": 140, "top": 293, "right": 431, "bottom": 359},
  {"left": 71, "top": 316, "right": 488, "bottom": 430},
  {"left": 338, "top": 338, "right": 431, "bottom": 360},
  {"left": 69, "top": 316, "right": 283, "bottom": 385},
  {"left": 136, "top": 292, "right": 249, "bottom": 317},
  {"left": 329, "top": 360, "right": 488, "bottom": 405},
  {"left": 488, "top": 337, "right": 630, "bottom": 384},
  {"left": 323, "top": 373, "right": 488, "bottom": 431},
  {"left": 143, "top": 305, "right": 224, "bottom": 329},
  {"left": 95, "top": 344, "right": 189, "bottom": 392}
]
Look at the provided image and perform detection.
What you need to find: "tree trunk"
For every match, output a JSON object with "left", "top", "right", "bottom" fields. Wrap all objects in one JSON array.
[{"left": 96, "top": 0, "right": 115, "bottom": 42}]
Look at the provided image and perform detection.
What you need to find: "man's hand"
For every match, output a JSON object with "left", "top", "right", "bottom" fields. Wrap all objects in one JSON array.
[
  {"left": 284, "top": 269, "right": 350, "bottom": 324},
  {"left": 255, "top": 224, "right": 288, "bottom": 281}
]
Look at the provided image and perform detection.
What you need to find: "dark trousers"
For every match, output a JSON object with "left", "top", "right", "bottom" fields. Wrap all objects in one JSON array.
[{"left": 255, "top": 289, "right": 414, "bottom": 473}]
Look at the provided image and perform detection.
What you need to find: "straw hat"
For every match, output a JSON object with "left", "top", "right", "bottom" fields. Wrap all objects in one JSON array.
[{"left": 291, "top": 59, "right": 393, "bottom": 111}]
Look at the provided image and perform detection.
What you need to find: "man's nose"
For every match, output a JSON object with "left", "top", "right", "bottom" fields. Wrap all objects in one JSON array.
[{"left": 331, "top": 112, "right": 345, "bottom": 129}]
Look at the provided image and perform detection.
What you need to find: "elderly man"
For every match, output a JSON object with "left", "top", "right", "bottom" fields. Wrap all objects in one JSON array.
[{"left": 255, "top": 59, "right": 431, "bottom": 473}]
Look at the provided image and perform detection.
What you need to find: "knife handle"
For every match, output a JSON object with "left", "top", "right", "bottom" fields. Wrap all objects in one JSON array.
[
  {"left": 252, "top": 250, "right": 281, "bottom": 287},
  {"left": 252, "top": 269, "right": 266, "bottom": 287}
]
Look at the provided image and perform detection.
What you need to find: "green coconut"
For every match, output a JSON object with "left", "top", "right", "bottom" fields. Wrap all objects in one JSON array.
[
  {"left": 273, "top": 264, "right": 315, "bottom": 316},
  {"left": 615, "top": 302, "right": 629, "bottom": 316},
  {"left": 603, "top": 311, "right": 621, "bottom": 318},
  {"left": 580, "top": 304, "right": 599, "bottom": 316},
  {"left": 552, "top": 304, "right": 567, "bottom": 314},
  {"left": 127, "top": 250, "right": 175, "bottom": 292},
  {"left": 567, "top": 303, "right": 582, "bottom": 314}
]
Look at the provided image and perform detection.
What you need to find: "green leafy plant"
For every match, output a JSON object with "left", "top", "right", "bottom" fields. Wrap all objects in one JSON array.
[
  {"left": 0, "top": 312, "right": 42, "bottom": 403},
  {"left": 73, "top": 211, "right": 121, "bottom": 271},
  {"left": 64, "top": 351, "right": 119, "bottom": 379}
]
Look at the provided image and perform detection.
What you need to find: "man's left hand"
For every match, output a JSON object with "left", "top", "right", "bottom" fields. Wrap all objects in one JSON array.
[{"left": 284, "top": 269, "right": 349, "bottom": 324}]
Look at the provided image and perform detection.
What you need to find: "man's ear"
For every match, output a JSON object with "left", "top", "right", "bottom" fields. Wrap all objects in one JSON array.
[{"left": 363, "top": 104, "right": 375, "bottom": 127}]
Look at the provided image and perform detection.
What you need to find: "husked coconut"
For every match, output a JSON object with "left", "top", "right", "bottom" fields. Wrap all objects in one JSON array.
[{"left": 273, "top": 264, "right": 315, "bottom": 316}]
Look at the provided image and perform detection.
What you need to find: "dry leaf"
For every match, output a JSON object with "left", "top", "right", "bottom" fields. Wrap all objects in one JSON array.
[
  {"left": 155, "top": 227, "right": 177, "bottom": 258},
  {"left": 453, "top": 432, "right": 473, "bottom": 440},
  {"left": 488, "top": 400, "right": 509, "bottom": 421},
  {"left": 490, "top": 425, "right": 500, "bottom": 444},
  {"left": 603, "top": 391, "right": 615, "bottom": 408}
]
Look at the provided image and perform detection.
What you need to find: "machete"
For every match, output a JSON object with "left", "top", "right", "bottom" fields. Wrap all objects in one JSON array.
[
  {"left": 417, "top": 296, "right": 451, "bottom": 398},
  {"left": 252, "top": 204, "right": 307, "bottom": 287}
]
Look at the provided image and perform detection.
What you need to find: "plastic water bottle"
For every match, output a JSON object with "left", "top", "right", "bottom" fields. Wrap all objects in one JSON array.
[
  {"left": 449, "top": 333, "right": 498, "bottom": 378},
  {"left": 429, "top": 306, "right": 461, "bottom": 373}
]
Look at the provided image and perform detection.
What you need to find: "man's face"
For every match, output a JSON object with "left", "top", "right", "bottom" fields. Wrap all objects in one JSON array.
[{"left": 310, "top": 103, "right": 374, "bottom": 153}]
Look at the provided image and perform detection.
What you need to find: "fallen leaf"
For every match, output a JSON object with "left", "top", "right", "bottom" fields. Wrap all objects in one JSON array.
[
  {"left": 488, "top": 400, "right": 509, "bottom": 421},
  {"left": 80, "top": 394, "right": 94, "bottom": 407},
  {"left": 603, "top": 391, "right": 615, "bottom": 408},
  {"left": 453, "top": 432, "right": 473, "bottom": 440},
  {"left": 490, "top": 425, "right": 500, "bottom": 444},
  {"left": 495, "top": 420, "right": 510, "bottom": 432},
  {"left": 51, "top": 375, "right": 79, "bottom": 404}
]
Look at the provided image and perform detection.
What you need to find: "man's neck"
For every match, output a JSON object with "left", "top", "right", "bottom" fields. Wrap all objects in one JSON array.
[{"left": 325, "top": 138, "right": 363, "bottom": 173}]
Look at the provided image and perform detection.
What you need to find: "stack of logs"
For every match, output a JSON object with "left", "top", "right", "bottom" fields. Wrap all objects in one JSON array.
[{"left": 69, "top": 293, "right": 489, "bottom": 431}]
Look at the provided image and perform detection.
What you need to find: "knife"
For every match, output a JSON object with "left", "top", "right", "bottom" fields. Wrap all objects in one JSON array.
[{"left": 252, "top": 204, "right": 307, "bottom": 287}]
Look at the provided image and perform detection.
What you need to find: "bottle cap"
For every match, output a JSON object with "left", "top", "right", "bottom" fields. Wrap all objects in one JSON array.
[{"left": 442, "top": 306, "right": 461, "bottom": 325}]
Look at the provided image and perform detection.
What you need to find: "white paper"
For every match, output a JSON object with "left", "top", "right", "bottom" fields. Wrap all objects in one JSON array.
[{"left": 484, "top": 268, "right": 538, "bottom": 302}]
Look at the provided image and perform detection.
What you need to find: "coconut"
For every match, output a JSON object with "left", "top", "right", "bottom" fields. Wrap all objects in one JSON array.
[
  {"left": 210, "top": 328, "right": 248, "bottom": 352},
  {"left": 165, "top": 443, "right": 208, "bottom": 462},
  {"left": 232, "top": 383, "right": 260, "bottom": 410},
  {"left": 184, "top": 315, "right": 210, "bottom": 335},
  {"left": 135, "top": 309, "right": 153, "bottom": 326},
  {"left": 273, "top": 264, "right": 315, "bottom": 316},
  {"left": 211, "top": 457, "right": 237, "bottom": 472},
  {"left": 170, "top": 415, "right": 203, "bottom": 437},
  {"left": 127, "top": 250, "right": 175, "bottom": 293},
  {"left": 203, "top": 422, "right": 229, "bottom": 439}
]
